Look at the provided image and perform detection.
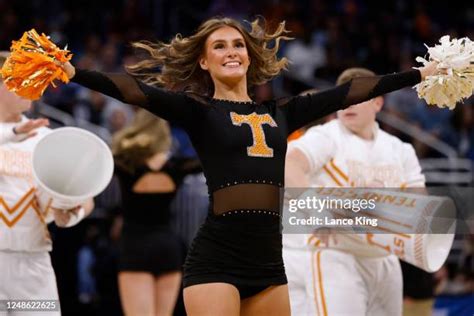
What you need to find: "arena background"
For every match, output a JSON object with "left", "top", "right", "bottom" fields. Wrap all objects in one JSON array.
[{"left": 1, "top": 0, "right": 472, "bottom": 315}]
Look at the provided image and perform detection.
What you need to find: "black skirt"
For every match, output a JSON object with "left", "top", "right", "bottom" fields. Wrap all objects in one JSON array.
[
  {"left": 118, "top": 223, "right": 185, "bottom": 276},
  {"left": 183, "top": 211, "right": 287, "bottom": 289}
]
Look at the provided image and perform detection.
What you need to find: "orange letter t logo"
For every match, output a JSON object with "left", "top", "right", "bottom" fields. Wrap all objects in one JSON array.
[{"left": 230, "top": 112, "right": 277, "bottom": 158}]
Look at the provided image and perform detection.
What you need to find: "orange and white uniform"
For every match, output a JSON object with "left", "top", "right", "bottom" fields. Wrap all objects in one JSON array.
[
  {"left": 283, "top": 119, "right": 425, "bottom": 316},
  {"left": 0, "top": 117, "right": 60, "bottom": 315}
]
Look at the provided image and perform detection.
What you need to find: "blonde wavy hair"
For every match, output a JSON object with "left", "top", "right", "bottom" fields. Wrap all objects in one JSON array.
[
  {"left": 126, "top": 17, "right": 291, "bottom": 95},
  {"left": 112, "top": 109, "right": 171, "bottom": 173}
]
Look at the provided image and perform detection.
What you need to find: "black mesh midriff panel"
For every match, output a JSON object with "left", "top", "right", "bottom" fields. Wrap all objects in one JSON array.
[{"left": 212, "top": 184, "right": 280, "bottom": 215}]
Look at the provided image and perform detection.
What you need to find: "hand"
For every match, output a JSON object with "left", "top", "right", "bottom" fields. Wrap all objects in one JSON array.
[
  {"left": 13, "top": 118, "right": 49, "bottom": 140},
  {"left": 419, "top": 61, "right": 447, "bottom": 80},
  {"left": 56, "top": 61, "right": 75, "bottom": 79},
  {"left": 53, "top": 205, "right": 81, "bottom": 227}
]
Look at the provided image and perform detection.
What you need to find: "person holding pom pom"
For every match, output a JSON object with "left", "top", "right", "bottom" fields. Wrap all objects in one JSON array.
[
  {"left": 4, "top": 18, "right": 441, "bottom": 315},
  {"left": 0, "top": 52, "right": 94, "bottom": 316}
]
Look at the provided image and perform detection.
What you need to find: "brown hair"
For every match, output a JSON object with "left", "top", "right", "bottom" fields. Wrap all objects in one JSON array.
[
  {"left": 336, "top": 67, "right": 376, "bottom": 85},
  {"left": 112, "top": 109, "right": 171, "bottom": 173},
  {"left": 126, "top": 17, "right": 291, "bottom": 96}
]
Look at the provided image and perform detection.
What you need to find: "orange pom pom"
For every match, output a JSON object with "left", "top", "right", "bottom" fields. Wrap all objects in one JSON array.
[{"left": 0, "top": 29, "right": 73, "bottom": 100}]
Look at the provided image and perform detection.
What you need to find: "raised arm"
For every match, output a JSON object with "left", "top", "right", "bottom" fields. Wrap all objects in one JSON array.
[
  {"left": 67, "top": 65, "right": 195, "bottom": 127},
  {"left": 280, "top": 64, "right": 437, "bottom": 134}
]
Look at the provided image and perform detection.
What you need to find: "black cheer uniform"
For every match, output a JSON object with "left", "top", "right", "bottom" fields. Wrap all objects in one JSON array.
[
  {"left": 116, "top": 158, "right": 200, "bottom": 276},
  {"left": 73, "top": 68, "right": 421, "bottom": 298}
]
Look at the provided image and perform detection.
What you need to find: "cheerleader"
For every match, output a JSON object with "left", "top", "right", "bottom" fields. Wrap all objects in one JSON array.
[{"left": 8, "top": 18, "right": 439, "bottom": 315}]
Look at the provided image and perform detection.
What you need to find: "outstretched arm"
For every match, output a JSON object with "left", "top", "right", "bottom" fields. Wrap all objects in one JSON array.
[
  {"left": 280, "top": 63, "right": 438, "bottom": 134},
  {"left": 64, "top": 63, "right": 195, "bottom": 127}
]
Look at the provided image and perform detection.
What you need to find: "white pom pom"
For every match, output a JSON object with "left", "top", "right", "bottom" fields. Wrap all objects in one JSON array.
[{"left": 414, "top": 36, "right": 474, "bottom": 110}]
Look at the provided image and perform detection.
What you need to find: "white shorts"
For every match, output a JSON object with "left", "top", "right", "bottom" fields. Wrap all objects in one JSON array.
[
  {"left": 283, "top": 248, "right": 402, "bottom": 316},
  {"left": 0, "top": 251, "right": 60, "bottom": 316}
]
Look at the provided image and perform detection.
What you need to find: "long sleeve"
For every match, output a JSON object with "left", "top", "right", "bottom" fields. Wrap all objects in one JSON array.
[
  {"left": 279, "top": 70, "right": 422, "bottom": 134},
  {"left": 72, "top": 69, "right": 196, "bottom": 127}
]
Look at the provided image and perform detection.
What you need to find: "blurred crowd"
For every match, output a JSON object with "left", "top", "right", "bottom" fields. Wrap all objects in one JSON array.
[
  {"left": 0, "top": 0, "right": 473, "bottom": 315},
  {"left": 0, "top": 0, "right": 472, "bottom": 158}
]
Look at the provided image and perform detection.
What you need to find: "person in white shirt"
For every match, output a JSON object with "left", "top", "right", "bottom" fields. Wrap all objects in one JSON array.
[
  {"left": 0, "top": 52, "right": 94, "bottom": 315},
  {"left": 283, "top": 67, "right": 425, "bottom": 316}
]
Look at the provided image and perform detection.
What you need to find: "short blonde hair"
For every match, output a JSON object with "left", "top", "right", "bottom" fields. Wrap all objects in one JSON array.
[{"left": 336, "top": 67, "right": 376, "bottom": 85}]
